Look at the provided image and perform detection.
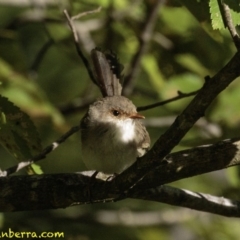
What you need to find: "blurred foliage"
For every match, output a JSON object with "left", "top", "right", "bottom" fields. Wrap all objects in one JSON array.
[
  {"left": 0, "top": 95, "right": 43, "bottom": 174},
  {"left": 0, "top": 0, "right": 240, "bottom": 239}
]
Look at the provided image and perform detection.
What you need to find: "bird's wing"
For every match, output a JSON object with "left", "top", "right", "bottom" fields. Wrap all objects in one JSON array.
[{"left": 135, "top": 121, "right": 151, "bottom": 157}]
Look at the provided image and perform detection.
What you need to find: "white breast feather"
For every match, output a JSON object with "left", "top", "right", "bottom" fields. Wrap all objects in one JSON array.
[{"left": 116, "top": 119, "right": 135, "bottom": 143}]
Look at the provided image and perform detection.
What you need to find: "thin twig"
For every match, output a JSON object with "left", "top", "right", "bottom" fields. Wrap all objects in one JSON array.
[
  {"left": 218, "top": 0, "right": 240, "bottom": 50},
  {"left": 137, "top": 90, "right": 199, "bottom": 112},
  {"left": 30, "top": 39, "right": 54, "bottom": 71},
  {"left": 123, "top": 0, "right": 166, "bottom": 95},
  {"left": 0, "top": 126, "right": 80, "bottom": 177},
  {"left": 59, "top": 90, "right": 198, "bottom": 114},
  {"left": 72, "top": 6, "right": 102, "bottom": 20},
  {"left": 63, "top": 9, "right": 97, "bottom": 84}
]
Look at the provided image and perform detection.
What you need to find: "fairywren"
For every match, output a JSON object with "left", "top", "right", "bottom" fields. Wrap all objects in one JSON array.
[{"left": 80, "top": 49, "right": 150, "bottom": 174}]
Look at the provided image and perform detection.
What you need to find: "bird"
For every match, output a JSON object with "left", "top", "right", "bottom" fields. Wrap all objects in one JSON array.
[{"left": 80, "top": 48, "right": 150, "bottom": 174}]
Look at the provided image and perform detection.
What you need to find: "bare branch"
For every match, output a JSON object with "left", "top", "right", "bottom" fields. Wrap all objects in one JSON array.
[
  {"left": 137, "top": 90, "right": 199, "bottom": 112},
  {"left": 63, "top": 9, "right": 97, "bottom": 84},
  {"left": 126, "top": 138, "right": 240, "bottom": 192},
  {"left": 59, "top": 89, "right": 198, "bottom": 115},
  {"left": 134, "top": 185, "right": 240, "bottom": 217},
  {"left": 112, "top": 50, "right": 240, "bottom": 192},
  {"left": 123, "top": 0, "right": 166, "bottom": 95},
  {"left": 218, "top": 0, "right": 240, "bottom": 49},
  {"left": 72, "top": 6, "right": 102, "bottom": 20},
  {"left": 2, "top": 3, "right": 240, "bottom": 218},
  {"left": 0, "top": 126, "right": 80, "bottom": 176},
  {"left": 1, "top": 137, "right": 240, "bottom": 214}
]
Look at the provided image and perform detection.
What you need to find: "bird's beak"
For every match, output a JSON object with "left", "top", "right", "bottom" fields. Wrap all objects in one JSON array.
[{"left": 129, "top": 113, "right": 145, "bottom": 119}]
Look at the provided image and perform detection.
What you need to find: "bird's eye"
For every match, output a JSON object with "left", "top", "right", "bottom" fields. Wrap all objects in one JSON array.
[{"left": 112, "top": 110, "right": 120, "bottom": 116}]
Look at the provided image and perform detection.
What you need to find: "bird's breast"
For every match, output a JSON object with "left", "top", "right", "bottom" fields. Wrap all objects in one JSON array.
[{"left": 114, "top": 119, "right": 136, "bottom": 143}]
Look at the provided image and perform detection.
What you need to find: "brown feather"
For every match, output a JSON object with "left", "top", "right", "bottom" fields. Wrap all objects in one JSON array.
[{"left": 91, "top": 49, "right": 122, "bottom": 97}]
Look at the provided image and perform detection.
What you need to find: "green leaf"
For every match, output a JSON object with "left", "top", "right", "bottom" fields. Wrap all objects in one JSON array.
[
  {"left": 0, "top": 95, "right": 43, "bottom": 174},
  {"left": 178, "top": 0, "right": 223, "bottom": 41},
  {"left": 209, "top": 0, "right": 224, "bottom": 30},
  {"left": 210, "top": 0, "right": 240, "bottom": 30},
  {"left": 30, "top": 163, "right": 43, "bottom": 175}
]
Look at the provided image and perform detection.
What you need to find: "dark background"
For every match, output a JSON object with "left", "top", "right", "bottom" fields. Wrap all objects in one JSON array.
[{"left": 0, "top": 0, "right": 240, "bottom": 239}]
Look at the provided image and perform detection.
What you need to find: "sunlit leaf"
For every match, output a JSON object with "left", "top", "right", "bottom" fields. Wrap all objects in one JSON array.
[
  {"left": 209, "top": 0, "right": 240, "bottom": 30},
  {"left": 30, "top": 163, "right": 43, "bottom": 175},
  {"left": 209, "top": 0, "right": 224, "bottom": 30}
]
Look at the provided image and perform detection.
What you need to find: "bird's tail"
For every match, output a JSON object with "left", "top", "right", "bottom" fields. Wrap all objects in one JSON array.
[{"left": 91, "top": 48, "right": 123, "bottom": 97}]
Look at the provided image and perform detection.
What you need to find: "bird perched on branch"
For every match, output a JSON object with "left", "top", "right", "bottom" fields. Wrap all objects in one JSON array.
[{"left": 80, "top": 48, "right": 150, "bottom": 174}]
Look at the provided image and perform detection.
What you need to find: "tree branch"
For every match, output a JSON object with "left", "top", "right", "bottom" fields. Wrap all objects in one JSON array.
[
  {"left": 1, "top": 137, "right": 240, "bottom": 215},
  {"left": 126, "top": 138, "right": 240, "bottom": 191},
  {"left": 71, "top": 7, "right": 102, "bottom": 20},
  {"left": 2, "top": 4, "right": 240, "bottom": 218},
  {"left": 133, "top": 185, "right": 240, "bottom": 217},
  {"left": 59, "top": 89, "right": 199, "bottom": 115},
  {"left": 137, "top": 90, "right": 199, "bottom": 112},
  {"left": 1, "top": 50, "right": 240, "bottom": 213},
  {"left": 218, "top": 0, "right": 240, "bottom": 49},
  {"left": 63, "top": 9, "right": 97, "bottom": 85},
  {"left": 112, "top": 50, "right": 240, "bottom": 192}
]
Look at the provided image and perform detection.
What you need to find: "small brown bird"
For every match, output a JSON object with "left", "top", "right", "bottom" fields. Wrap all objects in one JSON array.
[{"left": 80, "top": 49, "right": 150, "bottom": 174}]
